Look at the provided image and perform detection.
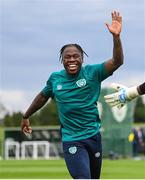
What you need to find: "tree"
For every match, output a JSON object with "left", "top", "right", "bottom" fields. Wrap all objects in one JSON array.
[
  {"left": 31, "top": 99, "right": 59, "bottom": 126},
  {"left": 134, "top": 96, "right": 145, "bottom": 123},
  {"left": 0, "top": 102, "right": 7, "bottom": 123},
  {"left": 4, "top": 112, "right": 23, "bottom": 127},
  {"left": 3, "top": 99, "right": 59, "bottom": 127}
]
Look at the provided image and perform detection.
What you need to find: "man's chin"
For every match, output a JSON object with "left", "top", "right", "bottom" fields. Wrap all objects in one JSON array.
[
  {"left": 66, "top": 68, "right": 79, "bottom": 75},
  {"left": 68, "top": 70, "right": 78, "bottom": 75}
]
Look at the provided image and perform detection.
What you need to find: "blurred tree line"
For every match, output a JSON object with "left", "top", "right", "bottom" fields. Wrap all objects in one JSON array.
[
  {"left": 3, "top": 99, "right": 60, "bottom": 127},
  {"left": 134, "top": 96, "right": 145, "bottom": 123},
  {"left": 1, "top": 96, "right": 145, "bottom": 127}
]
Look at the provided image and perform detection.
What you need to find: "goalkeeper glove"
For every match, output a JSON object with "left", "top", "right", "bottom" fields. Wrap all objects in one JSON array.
[{"left": 104, "top": 83, "right": 139, "bottom": 109}]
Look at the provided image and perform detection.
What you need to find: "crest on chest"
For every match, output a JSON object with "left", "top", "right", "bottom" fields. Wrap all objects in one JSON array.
[{"left": 76, "top": 79, "right": 87, "bottom": 87}]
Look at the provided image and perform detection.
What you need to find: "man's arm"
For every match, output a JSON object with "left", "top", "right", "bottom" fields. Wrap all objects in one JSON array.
[
  {"left": 105, "top": 11, "right": 124, "bottom": 74},
  {"left": 21, "top": 92, "right": 49, "bottom": 134},
  {"left": 23, "top": 92, "right": 49, "bottom": 119},
  {"left": 137, "top": 82, "right": 145, "bottom": 95}
]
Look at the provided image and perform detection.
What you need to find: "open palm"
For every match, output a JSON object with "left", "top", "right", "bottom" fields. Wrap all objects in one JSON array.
[{"left": 106, "top": 11, "right": 122, "bottom": 36}]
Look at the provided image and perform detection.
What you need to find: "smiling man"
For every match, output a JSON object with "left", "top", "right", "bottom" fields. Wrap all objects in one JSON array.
[{"left": 21, "top": 11, "right": 124, "bottom": 179}]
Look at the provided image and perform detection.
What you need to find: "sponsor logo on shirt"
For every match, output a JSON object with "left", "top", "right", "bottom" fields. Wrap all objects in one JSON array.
[
  {"left": 57, "top": 84, "right": 62, "bottom": 90},
  {"left": 76, "top": 79, "right": 86, "bottom": 87}
]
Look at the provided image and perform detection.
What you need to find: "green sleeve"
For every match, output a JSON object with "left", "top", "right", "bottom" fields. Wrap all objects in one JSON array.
[
  {"left": 85, "top": 63, "right": 113, "bottom": 82},
  {"left": 99, "top": 62, "right": 113, "bottom": 81},
  {"left": 41, "top": 74, "right": 54, "bottom": 98}
]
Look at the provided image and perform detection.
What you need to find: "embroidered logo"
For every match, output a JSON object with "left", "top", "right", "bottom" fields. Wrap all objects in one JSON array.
[
  {"left": 95, "top": 152, "right": 101, "bottom": 158},
  {"left": 76, "top": 79, "right": 86, "bottom": 87},
  {"left": 69, "top": 146, "right": 77, "bottom": 154},
  {"left": 57, "top": 84, "right": 62, "bottom": 90}
]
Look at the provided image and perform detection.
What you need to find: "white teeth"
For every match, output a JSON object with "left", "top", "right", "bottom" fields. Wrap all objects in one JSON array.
[{"left": 69, "top": 64, "right": 76, "bottom": 67}]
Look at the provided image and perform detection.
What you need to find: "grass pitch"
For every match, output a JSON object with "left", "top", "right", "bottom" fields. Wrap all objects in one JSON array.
[{"left": 0, "top": 159, "right": 145, "bottom": 179}]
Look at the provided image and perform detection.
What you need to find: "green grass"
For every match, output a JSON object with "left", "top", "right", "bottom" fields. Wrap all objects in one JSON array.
[
  {"left": 0, "top": 159, "right": 145, "bottom": 179},
  {"left": 101, "top": 159, "right": 145, "bottom": 179}
]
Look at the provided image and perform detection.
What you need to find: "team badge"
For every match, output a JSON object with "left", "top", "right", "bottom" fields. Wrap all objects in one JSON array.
[
  {"left": 95, "top": 152, "right": 101, "bottom": 158},
  {"left": 69, "top": 146, "right": 77, "bottom": 154},
  {"left": 76, "top": 79, "right": 86, "bottom": 87}
]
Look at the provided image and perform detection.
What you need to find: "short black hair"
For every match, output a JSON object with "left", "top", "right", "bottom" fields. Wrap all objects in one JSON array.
[{"left": 59, "top": 44, "right": 88, "bottom": 62}]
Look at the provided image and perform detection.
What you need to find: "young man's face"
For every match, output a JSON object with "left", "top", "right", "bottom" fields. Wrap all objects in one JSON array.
[{"left": 62, "top": 46, "right": 83, "bottom": 75}]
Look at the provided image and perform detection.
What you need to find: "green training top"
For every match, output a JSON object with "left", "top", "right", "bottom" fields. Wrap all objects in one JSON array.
[{"left": 41, "top": 63, "right": 112, "bottom": 142}]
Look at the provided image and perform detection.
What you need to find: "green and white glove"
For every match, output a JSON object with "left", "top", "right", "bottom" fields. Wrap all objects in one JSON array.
[{"left": 104, "top": 83, "right": 139, "bottom": 109}]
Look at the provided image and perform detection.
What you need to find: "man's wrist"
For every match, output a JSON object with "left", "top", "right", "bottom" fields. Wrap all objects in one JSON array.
[
  {"left": 22, "top": 115, "right": 29, "bottom": 119},
  {"left": 126, "top": 86, "right": 139, "bottom": 100},
  {"left": 113, "top": 34, "right": 120, "bottom": 39}
]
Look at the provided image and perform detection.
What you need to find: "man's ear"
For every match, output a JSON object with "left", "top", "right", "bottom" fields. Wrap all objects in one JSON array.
[
  {"left": 61, "top": 58, "right": 64, "bottom": 64},
  {"left": 81, "top": 57, "right": 84, "bottom": 63}
]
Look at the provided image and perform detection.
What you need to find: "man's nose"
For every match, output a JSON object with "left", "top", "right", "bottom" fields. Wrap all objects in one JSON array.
[{"left": 69, "top": 56, "right": 75, "bottom": 61}]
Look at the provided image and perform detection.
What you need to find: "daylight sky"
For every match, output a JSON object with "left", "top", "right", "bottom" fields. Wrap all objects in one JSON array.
[{"left": 0, "top": 0, "right": 145, "bottom": 113}]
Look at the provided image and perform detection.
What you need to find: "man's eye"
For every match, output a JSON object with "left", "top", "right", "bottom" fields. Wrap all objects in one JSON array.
[
  {"left": 65, "top": 56, "right": 70, "bottom": 59},
  {"left": 73, "top": 55, "right": 80, "bottom": 59}
]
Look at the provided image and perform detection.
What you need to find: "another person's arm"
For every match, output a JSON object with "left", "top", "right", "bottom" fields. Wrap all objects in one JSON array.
[
  {"left": 137, "top": 82, "right": 145, "bottom": 95},
  {"left": 104, "top": 82, "right": 145, "bottom": 109},
  {"left": 104, "top": 11, "right": 124, "bottom": 74}
]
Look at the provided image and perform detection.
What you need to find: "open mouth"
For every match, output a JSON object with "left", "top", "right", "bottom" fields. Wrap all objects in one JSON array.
[{"left": 68, "top": 64, "right": 78, "bottom": 71}]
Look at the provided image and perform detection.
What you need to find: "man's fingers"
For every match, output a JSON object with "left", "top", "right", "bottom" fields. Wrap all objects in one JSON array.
[
  {"left": 104, "top": 93, "right": 118, "bottom": 104},
  {"left": 23, "top": 126, "right": 32, "bottom": 134},
  {"left": 109, "top": 101, "right": 120, "bottom": 107},
  {"left": 105, "top": 97, "right": 120, "bottom": 106},
  {"left": 110, "top": 83, "right": 127, "bottom": 91},
  {"left": 105, "top": 99, "right": 124, "bottom": 108},
  {"left": 105, "top": 99, "right": 116, "bottom": 104},
  {"left": 105, "top": 96, "right": 117, "bottom": 103},
  {"left": 117, "top": 103, "right": 125, "bottom": 109},
  {"left": 23, "top": 128, "right": 32, "bottom": 137},
  {"left": 104, "top": 92, "right": 119, "bottom": 102},
  {"left": 105, "top": 22, "right": 110, "bottom": 29},
  {"left": 104, "top": 93, "right": 115, "bottom": 100},
  {"left": 111, "top": 11, "right": 116, "bottom": 21},
  {"left": 118, "top": 16, "right": 122, "bottom": 23}
]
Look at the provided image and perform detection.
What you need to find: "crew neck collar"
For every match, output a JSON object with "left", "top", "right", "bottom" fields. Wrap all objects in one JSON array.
[{"left": 64, "top": 67, "right": 82, "bottom": 79}]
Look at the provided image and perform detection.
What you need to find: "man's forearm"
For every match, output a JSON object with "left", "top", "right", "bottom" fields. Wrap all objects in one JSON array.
[
  {"left": 23, "top": 92, "right": 48, "bottom": 119},
  {"left": 113, "top": 35, "right": 124, "bottom": 69},
  {"left": 137, "top": 82, "right": 145, "bottom": 95}
]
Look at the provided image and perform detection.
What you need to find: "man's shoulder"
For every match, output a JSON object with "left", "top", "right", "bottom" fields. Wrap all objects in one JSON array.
[
  {"left": 83, "top": 64, "right": 102, "bottom": 71},
  {"left": 50, "top": 69, "right": 65, "bottom": 78}
]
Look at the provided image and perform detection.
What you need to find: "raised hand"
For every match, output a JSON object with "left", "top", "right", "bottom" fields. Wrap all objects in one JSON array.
[{"left": 106, "top": 11, "right": 122, "bottom": 36}]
